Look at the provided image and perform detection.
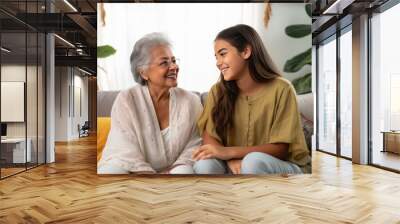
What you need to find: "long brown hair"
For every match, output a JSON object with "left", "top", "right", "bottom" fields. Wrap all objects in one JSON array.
[{"left": 212, "top": 24, "right": 281, "bottom": 145}]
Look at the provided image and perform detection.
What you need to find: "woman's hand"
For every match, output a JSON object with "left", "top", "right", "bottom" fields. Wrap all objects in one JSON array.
[
  {"left": 227, "top": 159, "right": 242, "bottom": 174},
  {"left": 192, "top": 144, "right": 233, "bottom": 161}
]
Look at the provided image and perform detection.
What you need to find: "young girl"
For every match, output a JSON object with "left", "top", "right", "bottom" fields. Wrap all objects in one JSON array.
[{"left": 192, "top": 24, "right": 311, "bottom": 174}]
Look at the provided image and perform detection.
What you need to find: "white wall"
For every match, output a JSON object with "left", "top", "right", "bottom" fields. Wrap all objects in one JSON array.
[
  {"left": 55, "top": 67, "right": 89, "bottom": 141},
  {"left": 98, "top": 3, "right": 311, "bottom": 92},
  {"left": 1, "top": 64, "right": 46, "bottom": 163},
  {"left": 1, "top": 65, "right": 38, "bottom": 138},
  {"left": 75, "top": 74, "right": 89, "bottom": 123},
  {"left": 55, "top": 67, "right": 69, "bottom": 141},
  {"left": 72, "top": 73, "right": 89, "bottom": 138},
  {"left": 1, "top": 66, "right": 26, "bottom": 141}
]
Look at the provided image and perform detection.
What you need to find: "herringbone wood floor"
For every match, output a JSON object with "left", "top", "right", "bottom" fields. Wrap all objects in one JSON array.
[{"left": 0, "top": 135, "right": 399, "bottom": 223}]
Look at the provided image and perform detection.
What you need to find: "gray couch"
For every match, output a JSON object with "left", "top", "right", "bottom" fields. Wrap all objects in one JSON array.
[
  {"left": 97, "top": 90, "right": 313, "bottom": 151},
  {"left": 97, "top": 91, "right": 120, "bottom": 117}
]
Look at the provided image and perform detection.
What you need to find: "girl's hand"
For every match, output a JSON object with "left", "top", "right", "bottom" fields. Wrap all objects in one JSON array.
[
  {"left": 192, "top": 144, "right": 233, "bottom": 161},
  {"left": 227, "top": 159, "right": 242, "bottom": 174}
]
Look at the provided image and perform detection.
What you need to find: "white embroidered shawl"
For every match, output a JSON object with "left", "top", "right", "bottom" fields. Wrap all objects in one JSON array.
[{"left": 98, "top": 85, "right": 203, "bottom": 173}]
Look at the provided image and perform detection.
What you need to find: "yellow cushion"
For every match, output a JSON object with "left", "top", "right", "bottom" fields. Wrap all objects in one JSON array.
[{"left": 97, "top": 117, "right": 111, "bottom": 163}]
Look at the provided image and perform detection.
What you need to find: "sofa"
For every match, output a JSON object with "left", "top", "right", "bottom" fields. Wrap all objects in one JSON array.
[{"left": 97, "top": 90, "right": 314, "bottom": 162}]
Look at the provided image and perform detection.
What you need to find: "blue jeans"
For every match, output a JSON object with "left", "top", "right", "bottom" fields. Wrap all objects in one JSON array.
[{"left": 193, "top": 152, "right": 302, "bottom": 174}]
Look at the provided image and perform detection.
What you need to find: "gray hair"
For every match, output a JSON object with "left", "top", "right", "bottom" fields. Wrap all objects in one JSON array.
[{"left": 130, "top": 32, "right": 172, "bottom": 85}]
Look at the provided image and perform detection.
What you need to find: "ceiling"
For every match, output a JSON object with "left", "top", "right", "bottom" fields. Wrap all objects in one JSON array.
[
  {"left": 0, "top": 0, "right": 96, "bottom": 75},
  {"left": 311, "top": 0, "right": 391, "bottom": 44}
]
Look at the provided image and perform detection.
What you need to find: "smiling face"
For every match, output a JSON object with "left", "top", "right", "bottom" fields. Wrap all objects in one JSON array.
[
  {"left": 214, "top": 39, "right": 250, "bottom": 81},
  {"left": 140, "top": 45, "right": 179, "bottom": 89}
]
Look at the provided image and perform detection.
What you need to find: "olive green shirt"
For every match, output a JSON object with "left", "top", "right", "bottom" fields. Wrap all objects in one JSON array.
[{"left": 198, "top": 77, "right": 311, "bottom": 173}]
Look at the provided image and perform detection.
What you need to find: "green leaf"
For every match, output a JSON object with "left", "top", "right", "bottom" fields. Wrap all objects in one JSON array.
[
  {"left": 292, "top": 73, "right": 311, "bottom": 95},
  {"left": 305, "top": 4, "right": 312, "bottom": 17},
  {"left": 97, "top": 45, "right": 116, "bottom": 58},
  {"left": 285, "top": 25, "right": 311, "bottom": 38},
  {"left": 284, "top": 48, "right": 311, "bottom": 73}
]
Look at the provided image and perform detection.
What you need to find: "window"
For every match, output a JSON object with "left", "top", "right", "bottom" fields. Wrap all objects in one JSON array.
[
  {"left": 317, "top": 36, "right": 337, "bottom": 154},
  {"left": 339, "top": 28, "right": 352, "bottom": 158},
  {"left": 370, "top": 2, "right": 400, "bottom": 171}
]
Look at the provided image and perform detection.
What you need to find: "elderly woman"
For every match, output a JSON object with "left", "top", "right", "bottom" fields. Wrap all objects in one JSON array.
[{"left": 98, "top": 33, "right": 202, "bottom": 174}]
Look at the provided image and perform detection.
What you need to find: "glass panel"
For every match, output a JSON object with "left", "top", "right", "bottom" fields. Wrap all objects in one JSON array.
[
  {"left": 1, "top": 30, "right": 27, "bottom": 177},
  {"left": 318, "top": 36, "right": 337, "bottom": 154},
  {"left": 26, "top": 0, "right": 38, "bottom": 169},
  {"left": 38, "top": 32, "right": 45, "bottom": 165},
  {"left": 340, "top": 29, "right": 352, "bottom": 158},
  {"left": 27, "top": 31, "right": 38, "bottom": 169},
  {"left": 0, "top": 1, "right": 46, "bottom": 178},
  {"left": 371, "top": 3, "right": 400, "bottom": 171}
]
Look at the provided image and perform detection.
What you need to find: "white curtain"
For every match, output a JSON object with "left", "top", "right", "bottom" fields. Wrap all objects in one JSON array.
[
  {"left": 97, "top": 3, "right": 310, "bottom": 92},
  {"left": 98, "top": 3, "right": 263, "bottom": 92}
]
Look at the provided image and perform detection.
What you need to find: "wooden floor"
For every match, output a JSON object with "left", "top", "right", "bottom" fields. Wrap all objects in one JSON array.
[
  {"left": 1, "top": 163, "right": 45, "bottom": 178},
  {"left": 0, "top": 135, "right": 400, "bottom": 223},
  {"left": 1, "top": 167, "right": 26, "bottom": 178}
]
